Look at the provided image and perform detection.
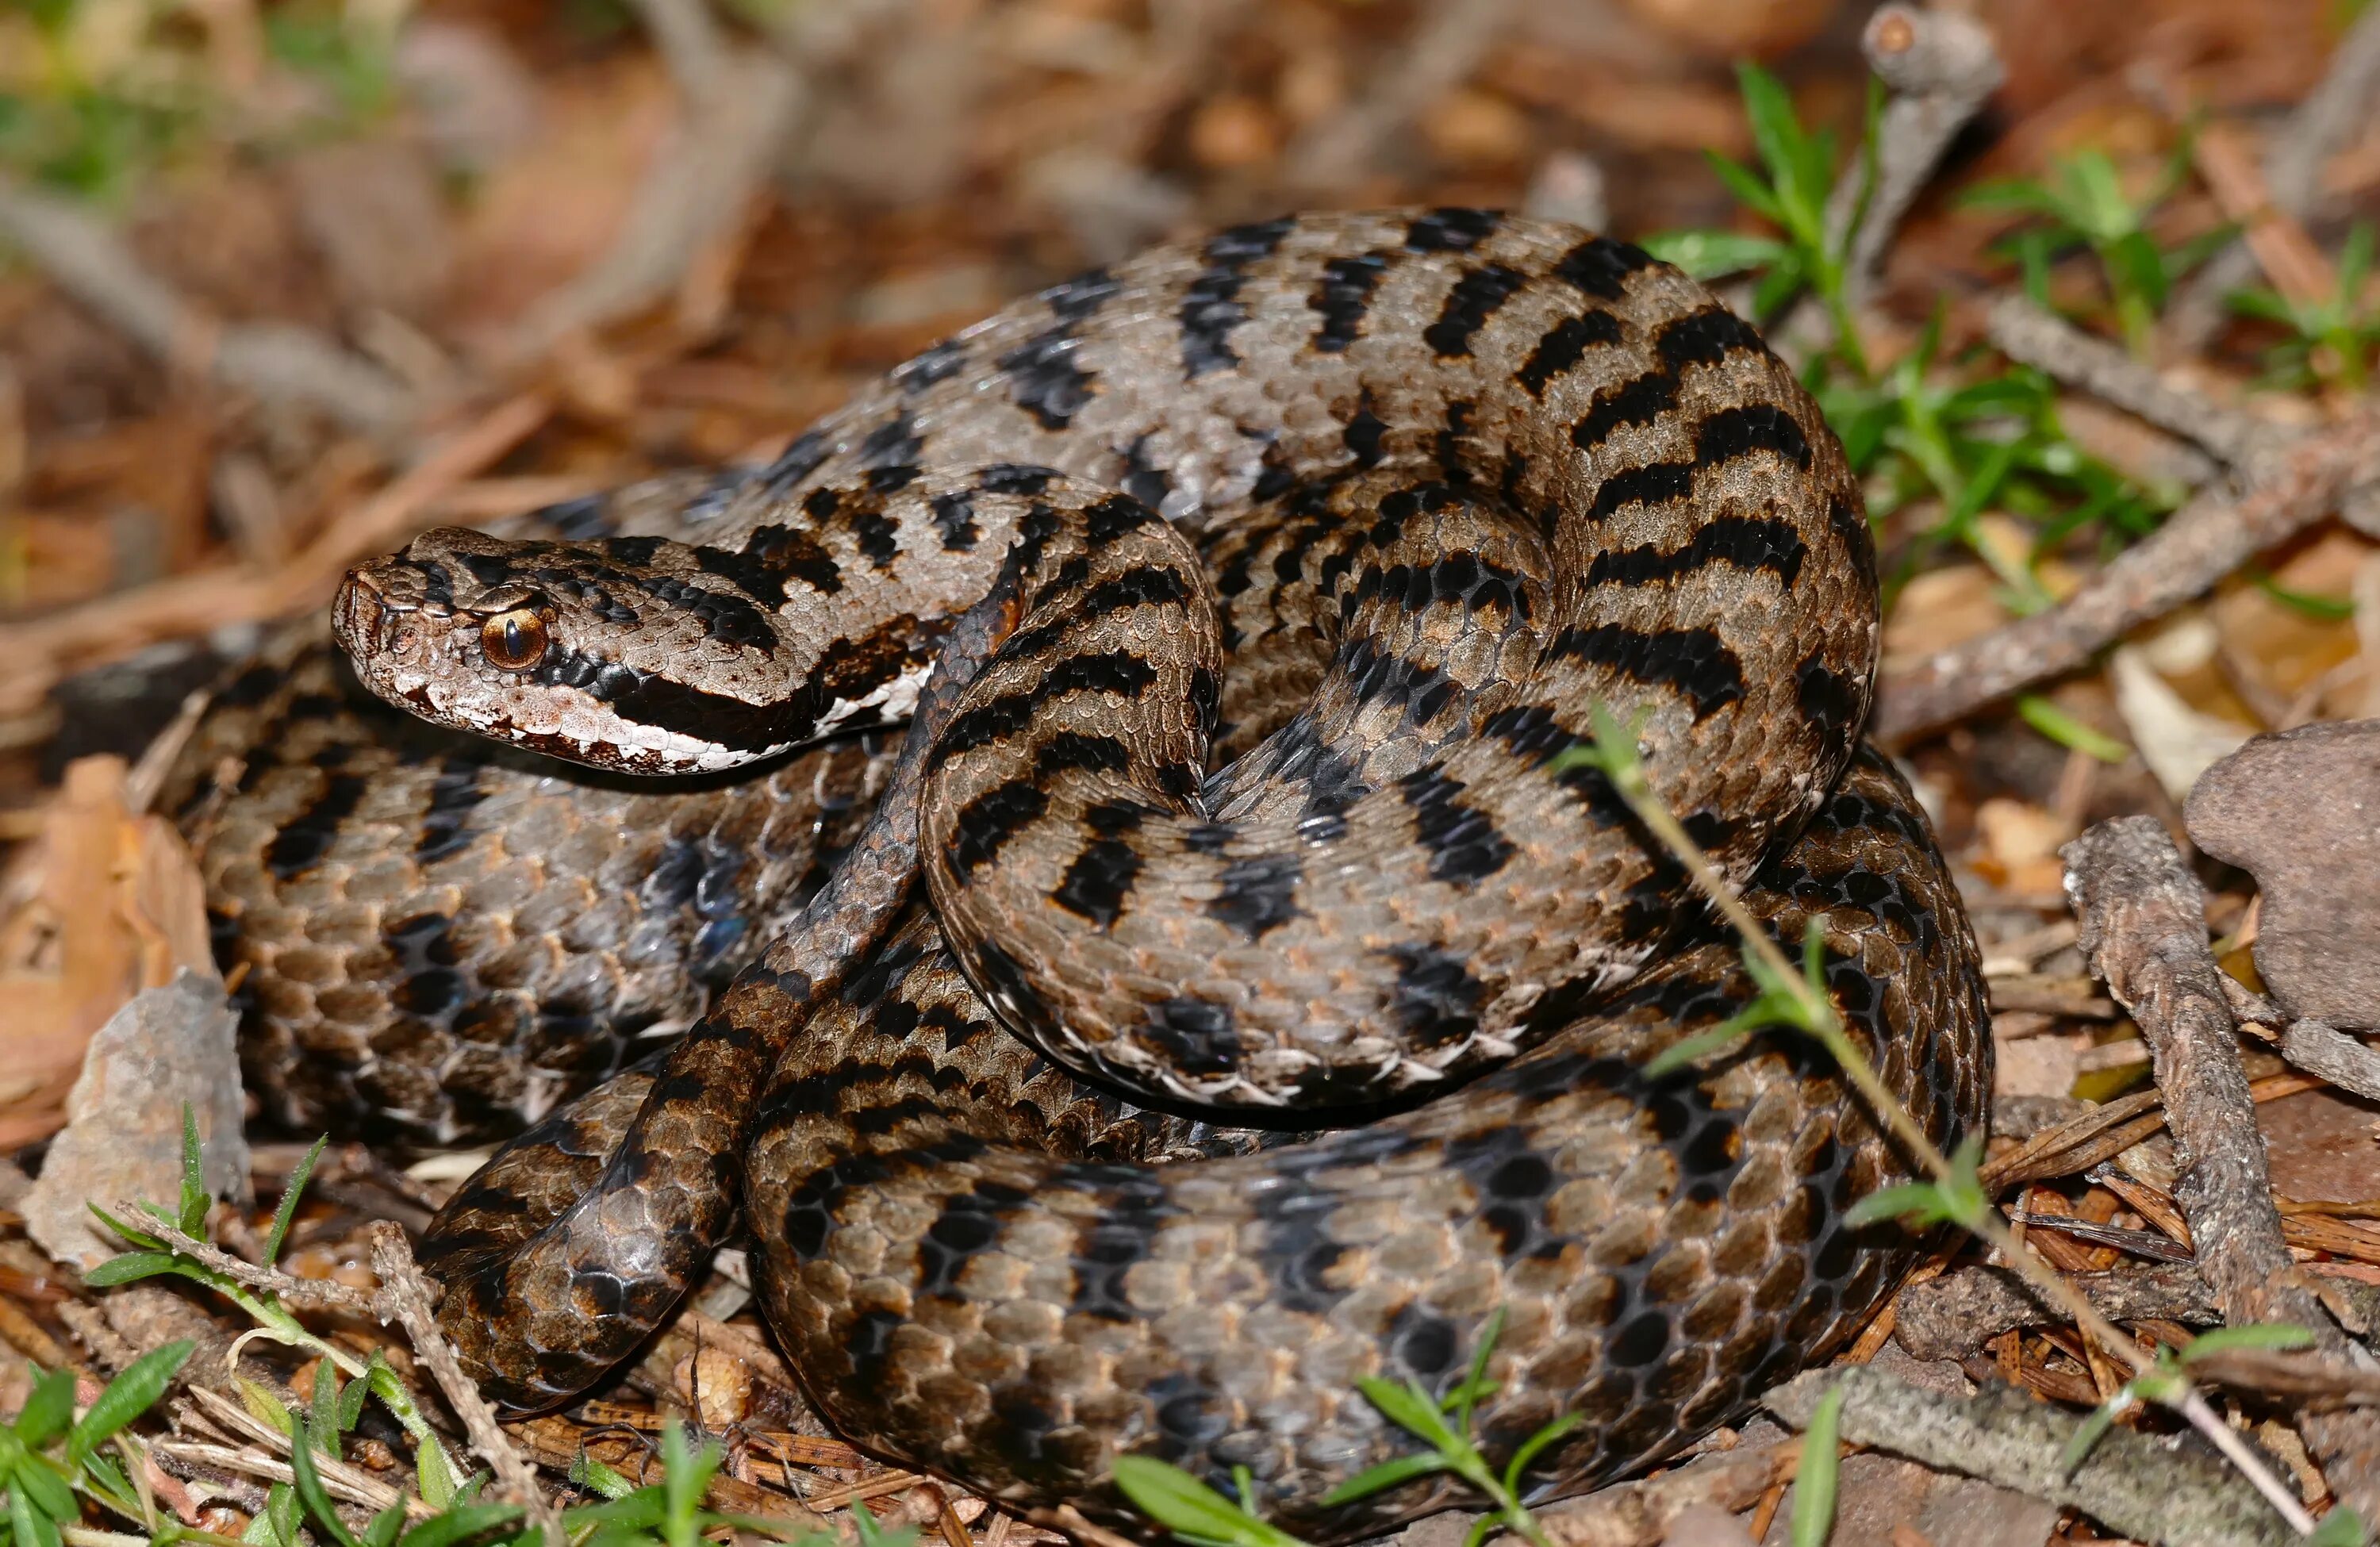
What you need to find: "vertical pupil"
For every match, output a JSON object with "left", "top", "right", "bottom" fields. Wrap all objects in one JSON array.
[{"left": 504, "top": 620, "right": 528, "bottom": 656}]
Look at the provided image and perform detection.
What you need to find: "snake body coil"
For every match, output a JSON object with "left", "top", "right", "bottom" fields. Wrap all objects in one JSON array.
[{"left": 201, "top": 211, "right": 1987, "bottom": 1539}]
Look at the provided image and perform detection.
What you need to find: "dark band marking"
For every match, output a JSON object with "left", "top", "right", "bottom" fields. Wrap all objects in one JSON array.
[
  {"left": 1042, "top": 267, "right": 1120, "bottom": 322},
  {"left": 1438, "top": 399, "right": 1473, "bottom": 482},
  {"left": 1695, "top": 403, "right": 1813, "bottom": 470},
  {"left": 1655, "top": 305, "right": 1769, "bottom": 370},
  {"left": 1084, "top": 495, "right": 1159, "bottom": 547},
  {"left": 1140, "top": 998, "right": 1240, "bottom": 1077},
  {"left": 1311, "top": 251, "right": 1392, "bottom": 353},
  {"left": 1033, "top": 731, "right": 1133, "bottom": 778},
  {"left": 1208, "top": 854, "right": 1302, "bottom": 940},
  {"left": 1553, "top": 236, "right": 1656, "bottom": 301},
  {"left": 414, "top": 758, "right": 486, "bottom": 863},
  {"left": 1383, "top": 942, "right": 1486, "bottom": 1047},
  {"left": 1053, "top": 836, "right": 1142, "bottom": 929},
  {"left": 999, "top": 327, "right": 1096, "bottom": 431},
  {"left": 845, "top": 505, "right": 901, "bottom": 570},
  {"left": 758, "top": 429, "right": 828, "bottom": 493},
  {"left": 697, "top": 523, "right": 842, "bottom": 601},
  {"left": 1423, "top": 263, "right": 1527, "bottom": 356},
  {"left": 1399, "top": 767, "right": 1516, "bottom": 885},
  {"left": 1584, "top": 516, "right": 1807, "bottom": 590},
  {"left": 945, "top": 780, "right": 1052, "bottom": 881},
  {"left": 1344, "top": 397, "right": 1388, "bottom": 467},
  {"left": 630, "top": 571, "right": 778, "bottom": 650},
  {"left": 266, "top": 772, "right": 367, "bottom": 877},
  {"left": 552, "top": 651, "right": 819, "bottom": 752},
  {"left": 892, "top": 338, "right": 965, "bottom": 394},
  {"left": 1517, "top": 311, "right": 1623, "bottom": 397},
  {"left": 934, "top": 652, "right": 1161, "bottom": 765},
  {"left": 1120, "top": 436, "right": 1174, "bottom": 514},
  {"left": 929, "top": 492, "right": 980, "bottom": 551},
  {"left": 1796, "top": 653, "right": 1866, "bottom": 745},
  {"left": 1547, "top": 624, "right": 1745, "bottom": 718},
  {"left": 1587, "top": 459, "right": 1696, "bottom": 520},
  {"left": 854, "top": 414, "right": 923, "bottom": 493},
  {"left": 1404, "top": 208, "right": 1501, "bottom": 252},
  {"left": 981, "top": 463, "right": 1060, "bottom": 495},
  {"left": 1180, "top": 217, "right": 1297, "bottom": 379},
  {"left": 814, "top": 618, "right": 925, "bottom": 705},
  {"left": 1571, "top": 370, "right": 1679, "bottom": 453}
]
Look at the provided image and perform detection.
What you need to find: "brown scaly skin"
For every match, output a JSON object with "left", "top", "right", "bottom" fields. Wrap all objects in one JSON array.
[{"left": 235, "top": 210, "right": 1983, "bottom": 1536}]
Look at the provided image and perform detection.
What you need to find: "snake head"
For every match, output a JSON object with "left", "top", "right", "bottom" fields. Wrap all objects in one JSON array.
[{"left": 333, "top": 525, "right": 819, "bottom": 776}]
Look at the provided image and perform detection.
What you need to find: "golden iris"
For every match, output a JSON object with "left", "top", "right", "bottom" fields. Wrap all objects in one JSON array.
[{"left": 480, "top": 608, "right": 551, "bottom": 670}]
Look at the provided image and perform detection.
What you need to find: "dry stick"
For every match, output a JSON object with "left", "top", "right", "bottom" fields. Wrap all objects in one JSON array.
[
  {"left": 2065, "top": 818, "right": 2380, "bottom": 1528},
  {"left": 1763, "top": 1366, "right": 2294, "bottom": 1547},
  {"left": 1872, "top": 408, "right": 2380, "bottom": 745},
  {"left": 1894, "top": 1262, "right": 2222, "bottom": 1361},
  {"left": 1829, "top": 4, "right": 2006, "bottom": 312},
  {"left": 1988, "top": 295, "right": 2276, "bottom": 466},
  {"left": 1591, "top": 742, "right": 2322, "bottom": 1533},
  {"left": 2164, "top": 0, "right": 2380, "bottom": 353},
  {"left": 119, "top": 1211, "right": 374, "bottom": 1317},
  {"left": 366, "top": 1225, "right": 564, "bottom": 1547},
  {"left": 0, "top": 175, "right": 414, "bottom": 438},
  {"left": 2278, "top": 1019, "right": 2380, "bottom": 1104}
]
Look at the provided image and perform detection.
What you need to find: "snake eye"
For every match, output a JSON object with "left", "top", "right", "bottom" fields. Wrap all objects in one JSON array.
[{"left": 480, "top": 608, "right": 550, "bottom": 671}]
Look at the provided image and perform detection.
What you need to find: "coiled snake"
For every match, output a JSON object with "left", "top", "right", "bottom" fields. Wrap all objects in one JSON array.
[{"left": 183, "top": 210, "right": 1988, "bottom": 1541}]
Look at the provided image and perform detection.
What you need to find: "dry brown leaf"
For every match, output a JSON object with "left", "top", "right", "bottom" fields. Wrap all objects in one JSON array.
[{"left": 0, "top": 754, "right": 214, "bottom": 1149}]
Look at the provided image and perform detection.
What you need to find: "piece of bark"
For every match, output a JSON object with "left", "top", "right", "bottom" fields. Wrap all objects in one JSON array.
[
  {"left": 1763, "top": 1366, "right": 2293, "bottom": 1547},
  {"left": 1894, "top": 1264, "right": 2221, "bottom": 1361},
  {"left": 2186, "top": 720, "right": 2380, "bottom": 1030},
  {"left": 2065, "top": 818, "right": 2380, "bottom": 1524},
  {"left": 22, "top": 969, "right": 248, "bottom": 1273}
]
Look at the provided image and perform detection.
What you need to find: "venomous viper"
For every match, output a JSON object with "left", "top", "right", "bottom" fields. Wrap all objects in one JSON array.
[{"left": 177, "top": 210, "right": 1989, "bottom": 1540}]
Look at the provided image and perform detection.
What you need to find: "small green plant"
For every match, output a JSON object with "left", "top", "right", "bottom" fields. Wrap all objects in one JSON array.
[
  {"left": 2057, "top": 1323, "right": 2316, "bottom": 1476},
  {"left": 2229, "top": 222, "right": 2380, "bottom": 393},
  {"left": 1115, "top": 1312, "right": 1579, "bottom": 1547},
  {"left": 1964, "top": 143, "right": 2230, "bottom": 356},
  {"left": 0, "top": 1341, "right": 194, "bottom": 1547},
  {"left": 1641, "top": 62, "right": 1878, "bottom": 378}
]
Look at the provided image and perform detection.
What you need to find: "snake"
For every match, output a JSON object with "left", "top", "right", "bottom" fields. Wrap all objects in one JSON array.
[{"left": 185, "top": 209, "right": 1989, "bottom": 1540}]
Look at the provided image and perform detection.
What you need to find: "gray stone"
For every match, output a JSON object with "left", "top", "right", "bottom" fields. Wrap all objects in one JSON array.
[{"left": 2185, "top": 718, "right": 2380, "bottom": 1028}]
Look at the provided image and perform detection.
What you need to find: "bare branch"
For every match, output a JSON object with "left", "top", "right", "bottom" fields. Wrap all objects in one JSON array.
[{"left": 2064, "top": 818, "right": 2380, "bottom": 1523}]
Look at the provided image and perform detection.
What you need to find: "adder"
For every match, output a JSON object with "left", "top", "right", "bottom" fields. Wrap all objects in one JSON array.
[{"left": 173, "top": 209, "right": 1988, "bottom": 1541}]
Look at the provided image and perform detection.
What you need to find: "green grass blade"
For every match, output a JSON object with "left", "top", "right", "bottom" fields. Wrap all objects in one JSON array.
[
  {"left": 1111, "top": 1457, "right": 1310, "bottom": 1547},
  {"left": 394, "top": 1503, "right": 526, "bottom": 1547},
  {"left": 1790, "top": 1384, "right": 1845, "bottom": 1547},
  {"left": 177, "top": 1107, "right": 208, "bottom": 1238},
  {"left": 14, "top": 1365, "right": 74, "bottom": 1448},
  {"left": 264, "top": 1136, "right": 329, "bottom": 1266},
  {"left": 1317, "top": 1452, "right": 1448, "bottom": 1507},
  {"left": 289, "top": 1419, "right": 363, "bottom": 1547},
  {"left": 68, "top": 1340, "right": 193, "bottom": 1465}
]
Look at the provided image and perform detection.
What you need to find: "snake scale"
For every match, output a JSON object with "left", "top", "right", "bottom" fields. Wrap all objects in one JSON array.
[{"left": 174, "top": 210, "right": 1989, "bottom": 1540}]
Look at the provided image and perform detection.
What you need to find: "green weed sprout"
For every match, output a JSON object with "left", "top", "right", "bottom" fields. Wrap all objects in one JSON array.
[{"left": 2229, "top": 222, "right": 2380, "bottom": 393}]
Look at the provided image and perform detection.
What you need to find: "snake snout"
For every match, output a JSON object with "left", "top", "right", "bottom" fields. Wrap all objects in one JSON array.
[{"left": 332, "top": 570, "right": 413, "bottom": 665}]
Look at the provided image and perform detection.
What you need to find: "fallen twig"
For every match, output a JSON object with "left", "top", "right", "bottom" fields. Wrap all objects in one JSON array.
[
  {"left": 1831, "top": 5, "right": 2005, "bottom": 311},
  {"left": 1875, "top": 410, "right": 2380, "bottom": 743},
  {"left": 2065, "top": 818, "right": 2380, "bottom": 1523},
  {"left": 0, "top": 175, "right": 415, "bottom": 437},
  {"left": 2278, "top": 1019, "right": 2380, "bottom": 1104},
  {"left": 1988, "top": 295, "right": 2274, "bottom": 466},
  {"left": 1895, "top": 1262, "right": 2221, "bottom": 1361},
  {"left": 1763, "top": 1365, "right": 2294, "bottom": 1547},
  {"left": 120, "top": 1211, "right": 372, "bottom": 1316},
  {"left": 367, "top": 1224, "right": 563, "bottom": 1547}
]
